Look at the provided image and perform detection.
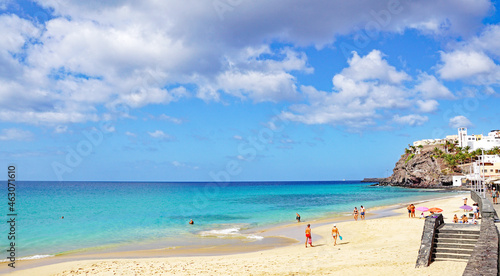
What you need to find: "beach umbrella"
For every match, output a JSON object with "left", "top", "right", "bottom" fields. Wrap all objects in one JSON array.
[
  {"left": 428, "top": 207, "right": 443, "bottom": 213},
  {"left": 460, "top": 205, "right": 473, "bottom": 211},
  {"left": 416, "top": 206, "right": 429, "bottom": 212}
]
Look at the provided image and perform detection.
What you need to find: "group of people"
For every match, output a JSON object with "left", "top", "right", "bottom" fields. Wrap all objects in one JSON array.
[
  {"left": 353, "top": 206, "right": 365, "bottom": 221},
  {"left": 452, "top": 213, "right": 477, "bottom": 224},
  {"left": 407, "top": 204, "right": 416, "bottom": 218},
  {"left": 304, "top": 223, "right": 341, "bottom": 248}
]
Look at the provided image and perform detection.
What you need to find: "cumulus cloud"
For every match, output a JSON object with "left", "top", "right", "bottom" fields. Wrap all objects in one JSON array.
[
  {"left": 414, "top": 73, "right": 454, "bottom": 99},
  {"left": 437, "top": 23, "right": 500, "bottom": 85},
  {"left": 449, "top": 115, "right": 473, "bottom": 128},
  {"left": 393, "top": 114, "right": 428, "bottom": 126},
  {"left": 438, "top": 50, "right": 497, "bottom": 80},
  {"left": 280, "top": 50, "right": 415, "bottom": 128},
  {"left": 416, "top": 99, "right": 439, "bottom": 113},
  {"left": 0, "top": 128, "right": 34, "bottom": 141},
  {"left": 0, "top": 0, "right": 494, "bottom": 125}
]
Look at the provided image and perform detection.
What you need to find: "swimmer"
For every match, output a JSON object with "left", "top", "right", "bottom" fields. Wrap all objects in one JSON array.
[{"left": 189, "top": 219, "right": 194, "bottom": 224}]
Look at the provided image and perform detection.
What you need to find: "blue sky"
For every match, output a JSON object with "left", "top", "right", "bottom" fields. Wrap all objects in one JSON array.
[{"left": 1, "top": 0, "right": 499, "bottom": 181}]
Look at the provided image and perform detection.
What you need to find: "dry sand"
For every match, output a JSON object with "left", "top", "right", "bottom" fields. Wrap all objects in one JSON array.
[{"left": 9, "top": 194, "right": 474, "bottom": 276}]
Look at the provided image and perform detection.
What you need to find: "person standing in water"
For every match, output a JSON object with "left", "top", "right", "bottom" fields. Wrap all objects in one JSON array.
[
  {"left": 296, "top": 213, "right": 301, "bottom": 222},
  {"left": 305, "top": 224, "right": 313, "bottom": 247},
  {"left": 331, "top": 224, "right": 340, "bottom": 246}
]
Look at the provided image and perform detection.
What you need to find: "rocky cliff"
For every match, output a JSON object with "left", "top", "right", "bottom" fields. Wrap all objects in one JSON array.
[{"left": 379, "top": 146, "right": 454, "bottom": 188}]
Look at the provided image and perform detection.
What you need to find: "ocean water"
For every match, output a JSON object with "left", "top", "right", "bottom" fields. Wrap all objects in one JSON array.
[{"left": 2, "top": 181, "right": 454, "bottom": 260}]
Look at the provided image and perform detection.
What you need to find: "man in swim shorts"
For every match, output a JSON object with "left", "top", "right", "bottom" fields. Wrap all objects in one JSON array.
[
  {"left": 360, "top": 205, "right": 365, "bottom": 220},
  {"left": 331, "top": 224, "right": 340, "bottom": 246},
  {"left": 305, "top": 224, "right": 313, "bottom": 247},
  {"left": 296, "top": 213, "right": 301, "bottom": 222}
]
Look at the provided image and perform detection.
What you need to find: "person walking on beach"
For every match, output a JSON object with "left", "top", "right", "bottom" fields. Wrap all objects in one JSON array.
[
  {"left": 353, "top": 207, "right": 359, "bottom": 221},
  {"left": 407, "top": 204, "right": 412, "bottom": 218},
  {"left": 305, "top": 224, "right": 313, "bottom": 247},
  {"left": 331, "top": 224, "right": 340, "bottom": 246},
  {"left": 296, "top": 213, "right": 301, "bottom": 222},
  {"left": 360, "top": 205, "right": 365, "bottom": 220},
  {"left": 410, "top": 204, "right": 416, "bottom": 218}
]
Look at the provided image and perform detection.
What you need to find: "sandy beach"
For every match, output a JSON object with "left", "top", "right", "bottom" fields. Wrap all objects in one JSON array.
[{"left": 8, "top": 193, "right": 472, "bottom": 276}]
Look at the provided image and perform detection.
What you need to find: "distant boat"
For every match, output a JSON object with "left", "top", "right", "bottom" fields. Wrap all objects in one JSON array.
[{"left": 342, "top": 179, "right": 346, "bottom": 181}]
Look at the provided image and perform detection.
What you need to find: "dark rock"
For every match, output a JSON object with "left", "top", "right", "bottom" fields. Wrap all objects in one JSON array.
[{"left": 380, "top": 146, "right": 456, "bottom": 188}]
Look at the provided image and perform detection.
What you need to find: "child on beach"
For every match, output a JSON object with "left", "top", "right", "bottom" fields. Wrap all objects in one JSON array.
[
  {"left": 305, "top": 224, "right": 313, "bottom": 248},
  {"left": 420, "top": 212, "right": 424, "bottom": 219},
  {"left": 453, "top": 214, "right": 458, "bottom": 223},
  {"left": 331, "top": 224, "right": 340, "bottom": 246}
]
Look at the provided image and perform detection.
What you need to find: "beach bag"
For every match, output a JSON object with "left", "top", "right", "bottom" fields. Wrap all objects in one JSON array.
[{"left": 308, "top": 237, "right": 312, "bottom": 244}]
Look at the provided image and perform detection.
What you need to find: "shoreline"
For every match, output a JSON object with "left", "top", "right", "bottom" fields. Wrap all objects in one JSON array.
[{"left": 3, "top": 191, "right": 469, "bottom": 275}]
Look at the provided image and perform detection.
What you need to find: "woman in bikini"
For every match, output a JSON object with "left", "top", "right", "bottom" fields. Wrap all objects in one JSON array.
[
  {"left": 305, "top": 224, "right": 313, "bottom": 247},
  {"left": 331, "top": 224, "right": 340, "bottom": 246},
  {"left": 353, "top": 207, "right": 358, "bottom": 221}
]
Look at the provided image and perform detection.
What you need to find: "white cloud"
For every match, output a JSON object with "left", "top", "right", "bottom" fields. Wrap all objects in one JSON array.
[
  {"left": 436, "top": 24, "right": 500, "bottom": 85},
  {"left": 0, "top": 128, "right": 34, "bottom": 141},
  {"left": 393, "top": 114, "right": 428, "bottom": 126},
  {"left": 438, "top": 50, "right": 497, "bottom": 80},
  {"left": 449, "top": 115, "right": 473, "bottom": 128},
  {"left": 414, "top": 73, "right": 454, "bottom": 99},
  {"left": 416, "top": 100, "right": 439, "bottom": 113},
  {"left": 148, "top": 130, "right": 174, "bottom": 140},
  {"left": 340, "top": 50, "right": 410, "bottom": 84},
  {"left": 125, "top": 131, "right": 136, "bottom": 137},
  {"left": 0, "top": 0, "right": 494, "bottom": 125},
  {"left": 280, "top": 50, "right": 414, "bottom": 128}
]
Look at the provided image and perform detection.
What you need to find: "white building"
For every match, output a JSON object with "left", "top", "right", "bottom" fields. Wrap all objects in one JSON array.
[{"left": 457, "top": 128, "right": 500, "bottom": 151}]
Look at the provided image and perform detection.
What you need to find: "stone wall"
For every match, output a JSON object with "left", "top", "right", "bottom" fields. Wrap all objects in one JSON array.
[
  {"left": 415, "top": 213, "right": 444, "bottom": 267},
  {"left": 463, "top": 191, "right": 498, "bottom": 276}
]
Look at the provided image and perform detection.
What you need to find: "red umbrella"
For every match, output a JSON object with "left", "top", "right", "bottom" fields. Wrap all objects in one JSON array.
[{"left": 428, "top": 207, "right": 443, "bottom": 213}]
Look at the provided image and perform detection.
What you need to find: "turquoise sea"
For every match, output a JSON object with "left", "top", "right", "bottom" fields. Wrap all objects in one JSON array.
[{"left": 2, "top": 181, "right": 456, "bottom": 261}]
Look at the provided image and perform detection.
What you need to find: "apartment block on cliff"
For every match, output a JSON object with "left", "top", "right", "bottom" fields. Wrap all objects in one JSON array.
[{"left": 458, "top": 128, "right": 500, "bottom": 150}]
